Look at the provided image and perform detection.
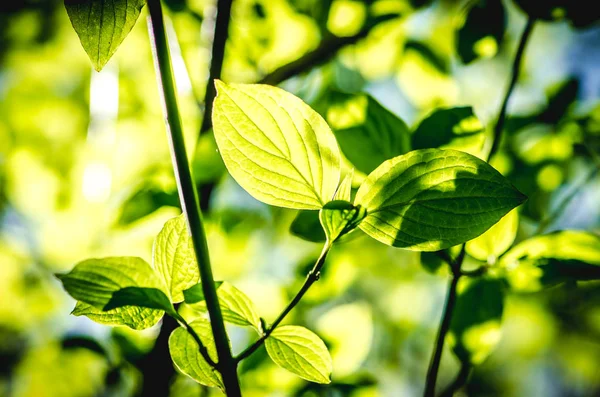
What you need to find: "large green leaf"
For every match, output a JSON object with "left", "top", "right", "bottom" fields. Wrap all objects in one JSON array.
[
  {"left": 64, "top": 0, "right": 146, "bottom": 71},
  {"left": 466, "top": 208, "right": 519, "bottom": 262},
  {"left": 169, "top": 318, "right": 223, "bottom": 390},
  {"left": 188, "top": 282, "right": 261, "bottom": 332},
  {"left": 154, "top": 215, "right": 200, "bottom": 303},
  {"left": 322, "top": 92, "right": 410, "bottom": 174},
  {"left": 58, "top": 257, "right": 167, "bottom": 309},
  {"left": 449, "top": 278, "right": 505, "bottom": 364},
  {"left": 500, "top": 231, "right": 600, "bottom": 291},
  {"left": 212, "top": 81, "right": 341, "bottom": 209},
  {"left": 354, "top": 149, "right": 526, "bottom": 251},
  {"left": 265, "top": 325, "right": 332, "bottom": 384},
  {"left": 71, "top": 301, "right": 164, "bottom": 330},
  {"left": 104, "top": 287, "right": 174, "bottom": 313}
]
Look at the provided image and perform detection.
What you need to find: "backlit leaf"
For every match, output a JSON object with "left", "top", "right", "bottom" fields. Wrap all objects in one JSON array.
[
  {"left": 354, "top": 149, "right": 526, "bottom": 251},
  {"left": 154, "top": 214, "right": 200, "bottom": 303},
  {"left": 169, "top": 318, "right": 223, "bottom": 389},
  {"left": 466, "top": 208, "right": 519, "bottom": 262},
  {"left": 182, "top": 282, "right": 224, "bottom": 304},
  {"left": 319, "top": 200, "right": 366, "bottom": 243},
  {"left": 212, "top": 81, "right": 341, "bottom": 209},
  {"left": 64, "top": 0, "right": 146, "bottom": 71},
  {"left": 71, "top": 301, "right": 163, "bottom": 330},
  {"left": 104, "top": 287, "right": 174, "bottom": 313},
  {"left": 265, "top": 325, "right": 332, "bottom": 384}
]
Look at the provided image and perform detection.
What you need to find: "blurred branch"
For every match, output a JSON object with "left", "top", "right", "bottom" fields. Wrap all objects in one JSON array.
[
  {"left": 199, "top": 0, "right": 234, "bottom": 136},
  {"left": 258, "top": 14, "right": 398, "bottom": 86},
  {"left": 487, "top": 17, "right": 536, "bottom": 162},
  {"left": 439, "top": 362, "right": 472, "bottom": 397},
  {"left": 235, "top": 242, "right": 332, "bottom": 362}
]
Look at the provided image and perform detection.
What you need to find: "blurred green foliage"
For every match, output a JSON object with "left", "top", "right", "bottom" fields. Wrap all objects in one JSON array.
[{"left": 1, "top": 0, "right": 599, "bottom": 396}]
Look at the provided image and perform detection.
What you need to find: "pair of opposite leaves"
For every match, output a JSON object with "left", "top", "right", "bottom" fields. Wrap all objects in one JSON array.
[{"left": 212, "top": 81, "right": 526, "bottom": 250}]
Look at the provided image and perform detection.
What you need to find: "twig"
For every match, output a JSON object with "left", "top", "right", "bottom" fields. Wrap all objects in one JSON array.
[
  {"left": 235, "top": 242, "right": 332, "bottom": 362},
  {"left": 199, "top": 0, "right": 234, "bottom": 135},
  {"left": 487, "top": 17, "right": 536, "bottom": 162},
  {"left": 439, "top": 362, "right": 472, "bottom": 397}
]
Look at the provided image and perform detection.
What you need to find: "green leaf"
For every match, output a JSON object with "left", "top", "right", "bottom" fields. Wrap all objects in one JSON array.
[
  {"left": 57, "top": 257, "right": 167, "bottom": 309},
  {"left": 265, "top": 325, "right": 332, "bottom": 384},
  {"left": 319, "top": 200, "right": 367, "bottom": 243},
  {"left": 212, "top": 81, "right": 341, "bottom": 209},
  {"left": 500, "top": 231, "right": 600, "bottom": 291},
  {"left": 420, "top": 252, "right": 446, "bottom": 274},
  {"left": 64, "top": 0, "right": 146, "bottom": 71},
  {"left": 71, "top": 301, "right": 164, "bottom": 330},
  {"left": 322, "top": 92, "right": 411, "bottom": 174},
  {"left": 411, "top": 107, "right": 484, "bottom": 152},
  {"left": 169, "top": 318, "right": 223, "bottom": 390},
  {"left": 189, "top": 282, "right": 261, "bottom": 331},
  {"left": 449, "top": 278, "right": 505, "bottom": 365},
  {"left": 182, "top": 282, "right": 224, "bottom": 304},
  {"left": 466, "top": 208, "right": 519, "bottom": 262},
  {"left": 334, "top": 170, "right": 354, "bottom": 202},
  {"left": 104, "top": 287, "right": 174, "bottom": 313},
  {"left": 290, "top": 210, "right": 327, "bottom": 243},
  {"left": 154, "top": 214, "right": 200, "bottom": 303},
  {"left": 354, "top": 149, "right": 527, "bottom": 251},
  {"left": 457, "top": 0, "right": 506, "bottom": 64}
]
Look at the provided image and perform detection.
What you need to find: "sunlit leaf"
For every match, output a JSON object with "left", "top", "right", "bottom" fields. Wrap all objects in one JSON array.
[
  {"left": 265, "top": 325, "right": 332, "bottom": 384},
  {"left": 354, "top": 149, "right": 526, "bottom": 251},
  {"left": 449, "top": 278, "right": 505, "bottom": 364},
  {"left": 319, "top": 200, "right": 366, "bottom": 243},
  {"left": 182, "top": 282, "right": 224, "bottom": 304},
  {"left": 169, "top": 318, "right": 223, "bottom": 389},
  {"left": 189, "top": 282, "right": 261, "bottom": 331},
  {"left": 212, "top": 81, "right": 341, "bottom": 209},
  {"left": 457, "top": 0, "right": 506, "bottom": 64},
  {"left": 411, "top": 107, "right": 484, "bottom": 152},
  {"left": 500, "top": 231, "right": 600, "bottom": 290},
  {"left": 154, "top": 215, "right": 200, "bottom": 303},
  {"left": 466, "top": 209, "right": 519, "bottom": 262},
  {"left": 323, "top": 92, "right": 411, "bottom": 174},
  {"left": 71, "top": 301, "right": 164, "bottom": 330},
  {"left": 334, "top": 169, "right": 354, "bottom": 201},
  {"left": 57, "top": 257, "right": 167, "bottom": 309},
  {"left": 64, "top": 0, "right": 146, "bottom": 71}
]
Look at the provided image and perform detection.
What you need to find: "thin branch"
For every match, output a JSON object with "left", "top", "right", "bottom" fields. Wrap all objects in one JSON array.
[
  {"left": 487, "top": 17, "right": 536, "bottom": 162},
  {"left": 199, "top": 0, "right": 234, "bottom": 136},
  {"left": 172, "top": 312, "right": 217, "bottom": 368},
  {"left": 235, "top": 242, "right": 332, "bottom": 362},
  {"left": 258, "top": 14, "right": 398, "bottom": 87},
  {"left": 146, "top": 1, "right": 241, "bottom": 394},
  {"left": 439, "top": 362, "right": 472, "bottom": 397}
]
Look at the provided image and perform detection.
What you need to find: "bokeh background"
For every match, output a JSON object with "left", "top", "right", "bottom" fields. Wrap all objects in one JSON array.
[{"left": 1, "top": 0, "right": 599, "bottom": 396}]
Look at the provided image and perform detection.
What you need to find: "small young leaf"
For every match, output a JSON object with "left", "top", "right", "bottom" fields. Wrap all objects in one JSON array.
[
  {"left": 169, "top": 318, "right": 223, "bottom": 389},
  {"left": 182, "top": 282, "right": 224, "bottom": 304},
  {"left": 57, "top": 257, "right": 167, "bottom": 309},
  {"left": 323, "top": 92, "right": 411, "bottom": 174},
  {"left": 212, "top": 81, "right": 341, "bottom": 209},
  {"left": 189, "top": 282, "right": 261, "bottom": 331},
  {"left": 449, "top": 278, "right": 505, "bottom": 365},
  {"left": 154, "top": 214, "right": 200, "bottom": 303},
  {"left": 290, "top": 210, "right": 327, "bottom": 243},
  {"left": 354, "top": 149, "right": 526, "bottom": 251},
  {"left": 71, "top": 301, "right": 164, "bottom": 330},
  {"left": 420, "top": 252, "right": 446, "bottom": 274},
  {"left": 64, "top": 0, "right": 146, "bottom": 71},
  {"left": 319, "top": 200, "right": 367, "bottom": 243},
  {"left": 104, "top": 287, "right": 174, "bottom": 313},
  {"left": 265, "top": 325, "right": 332, "bottom": 384},
  {"left": 333, "top": 169, "right": 354, "bottom": 202},
  {"left": 466, "top": 208, "right": 519, "bottom": 262},
  {"left": 411, "top": 107, "right": 484, "bottom": 151}
]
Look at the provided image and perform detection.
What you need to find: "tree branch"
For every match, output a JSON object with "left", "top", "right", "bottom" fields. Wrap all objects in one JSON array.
[{"left": 439, "top": 362, "right": 472, "bottom": 397}]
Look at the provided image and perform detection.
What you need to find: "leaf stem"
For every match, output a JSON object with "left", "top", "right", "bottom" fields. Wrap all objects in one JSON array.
[
  {"left": 199, "top": 0, "right": 234, "bottom": 135},
  {"left": 172, "top": 312, "right": 217, "bottom": 367},
  {"left": 235, "top": 242, "right": 332, "bottom": 362},
  {"left": 423, "top": 246, "right": 465, "bottom": 397},
  {"left": 146, "top": 1, "right": 241, "bottom": 395},
  {"left": 487, "top": 17, "right": 536, "bottom": 162},
  {"left": 439, "top": 362, "right": 472, "bottom": 397}
]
